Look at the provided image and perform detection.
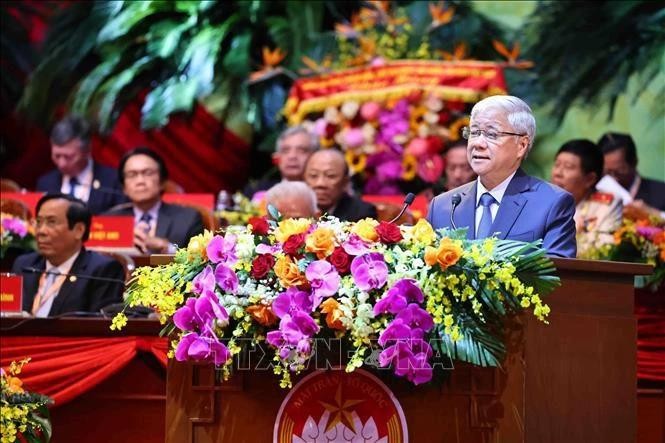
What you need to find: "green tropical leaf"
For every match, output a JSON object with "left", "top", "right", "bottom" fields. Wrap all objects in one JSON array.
[
  {"left": 222, "top": 32, "right": 252, "bottom": 77},
  {"left": 71, "top": 53, "right": 122, "bottom": 116},
  {"left": 141, "top": 77, "right": 198, "bottom": 129},
  {"left": 97, "top": 1, "right": 166, "bottom": 44}
]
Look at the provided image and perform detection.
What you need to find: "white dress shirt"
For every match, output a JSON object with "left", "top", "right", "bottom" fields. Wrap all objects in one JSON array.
[
  {"left": 474, "top": 171, "right": 517, "bottom": 237},
  {"left": 60, "top": 158, "right": 93, "bottom": 203}
]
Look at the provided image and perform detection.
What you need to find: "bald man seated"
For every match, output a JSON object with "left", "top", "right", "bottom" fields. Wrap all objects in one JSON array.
[{"left": 304, "top": 149, "right": 377, "bottom": 222}]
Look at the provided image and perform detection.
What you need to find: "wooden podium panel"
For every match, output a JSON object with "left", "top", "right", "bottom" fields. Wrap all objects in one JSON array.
[{"left": 165, "top": 259, "right": 649, "bottom": 442}]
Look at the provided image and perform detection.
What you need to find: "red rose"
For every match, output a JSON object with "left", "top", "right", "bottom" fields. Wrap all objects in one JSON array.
[
  {"left": 375, "top": 221, "right": 403, "bottom": 244},
  {"left": 328, "top": 246, "right": 352, "bottom": 275},
  {"left": 283, "top": 233, "right": 305, "bottom": 255},
  {"left": 250, "top": 254, "right": 275, "bottom": 280},
  {"left": 249, "top": 216, "right": 270, "bottom": 235}
]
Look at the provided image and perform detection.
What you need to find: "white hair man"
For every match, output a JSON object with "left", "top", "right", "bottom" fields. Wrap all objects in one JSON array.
[
  {"left": 265, "top": 181, "right": 318, "bottom": 219},
  {"left": 426, "top": 95, "right": 576, "bottom": 257},
  {"left": 243, "top": 126, "right": 319, "bottom": 198}
]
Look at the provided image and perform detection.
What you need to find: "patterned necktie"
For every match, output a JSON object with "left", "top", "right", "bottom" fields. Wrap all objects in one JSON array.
[
  {"left": 139, "top": 213, "right": 153, "bottom": 234},
  {"left": 476, "top": 192, "right": 496, "bottom": 239},
  {"left": 69, "top": 177, "right": 79, "bottom": 197},
  {"left": 32, "top": 272, "right": 57, "bottom": 316}
]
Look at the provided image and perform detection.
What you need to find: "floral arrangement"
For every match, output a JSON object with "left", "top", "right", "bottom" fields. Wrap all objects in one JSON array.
[
  {"left": 0, "top": 359, "right": 52, "bottom": 443},
  {"left": 112, "top": 215, "right": 559, "bottom": 388},
  {"left": 581, "top": 211, "right": 665, "bottom": 290},
  {"left": 1, "top": 213, "right": 36, "bottom": 259},
  {"left": 216, "top": 192, "right": 267, "bottom": 227},
  {"left": 301, "top": 96, "right": 471, "bottom": 194}
]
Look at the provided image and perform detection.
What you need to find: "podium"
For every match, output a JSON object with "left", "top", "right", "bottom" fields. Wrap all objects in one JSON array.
[{"left": 164, "top": 259, "right": 650, "bottom": 443}]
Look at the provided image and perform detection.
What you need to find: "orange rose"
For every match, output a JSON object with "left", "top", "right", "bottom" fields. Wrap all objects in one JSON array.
[
  {"left": 246, "top": 304, "right": 277, "bottom": 327},
  {"left": 424, "top": 238, "right": 463, "bottom": 270},
  {"left": 319, "top": 298, "right": 345, "bottom": 330},
  {"left": 305, "top": 227, "right": 336, "bottom": 259},
  {"left": 274, "top": 256, "right": 307, "bottom": 288}
]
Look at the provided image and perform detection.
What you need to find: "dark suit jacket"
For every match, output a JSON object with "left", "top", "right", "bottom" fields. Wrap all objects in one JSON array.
[
  {"left": 105, "top": 202, "right": 204, "bottom": 248},
  {"left": 426, "top": 169, "right": 577, "bottom": 258},
  {"left": 331, "top": 194, "right": 378, "bottom": 222},
  {"left": 36, "top": 162, "right": 127, "bottom": 214},
  {"left": 636, "top": 176, "right": 665, "bottom": 211},
  {"left": 11, "top": 249, "right": 125, "bottom": 316}
]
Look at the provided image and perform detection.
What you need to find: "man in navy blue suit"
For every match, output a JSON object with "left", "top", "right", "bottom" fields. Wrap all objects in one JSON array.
[
  {"left": 427, "top": 95, "right": 576, "bottom": 258},
  {"left": 36, "top": 115, "right": 126, "bottom": 214},
  {"left": 12, "top": 193, "right": 125, "bottom": 317}
]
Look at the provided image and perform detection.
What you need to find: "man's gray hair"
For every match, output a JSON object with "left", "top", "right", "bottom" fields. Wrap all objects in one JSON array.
[
  {"left": 265, "top": 181, "right": 317, "bottom": 213},
  {"left": 471, "top": 95, "right": 536, "bottom": 153},
  {"left": 277, "top": 125, "right": 319, "bottom": 152}
]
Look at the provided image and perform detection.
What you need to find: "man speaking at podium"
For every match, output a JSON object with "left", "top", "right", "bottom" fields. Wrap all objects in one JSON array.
[
  {"left": 11, "top": 193, "right": 125, "bottom": 317},
  {"left": 427, "top": 95, "right": 576, "bottom": 258}
]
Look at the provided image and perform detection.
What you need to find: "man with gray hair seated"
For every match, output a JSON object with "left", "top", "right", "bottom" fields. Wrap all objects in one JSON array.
[
  {"left": 265, "top": 181, "right": 318, "bottom": 219},
  {"left": 243, "top": 126, "right": 318, "bottom": 198},
  {"left": 427, "top": 95, "right": 576, "bottom": 258}
]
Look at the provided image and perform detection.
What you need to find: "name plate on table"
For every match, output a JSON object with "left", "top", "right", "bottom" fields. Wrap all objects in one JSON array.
[
  {"left": 0, "top": 274, "right": 23, "bottom": 314},
  {"left": 86, "top": 216, "right": 134, "bottom": 248},
  {"left": 163, "top": 193, "right": 215, "bottom": 210},
  {"left": 0, "top": 192, "right": 44, "bottom": 215}
]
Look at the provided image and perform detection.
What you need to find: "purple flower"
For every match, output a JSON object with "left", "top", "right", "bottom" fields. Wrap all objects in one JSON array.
[
  {"left": 206, "top": 233, "right": 238, "bottom": 266},
  {"left": 350, "top": 253, "right": 388, "bottom": 292},
  {"left": 173, "top": 297, "right": 198, "bottom": 331},
  {"left": 395, "top": 351, "right": 433, "bottom": 385},
  {"left": 305, "top": 260, "right": 340, "bottom": 306},
  {"left": 184, "top": 329, "right": 232, "bottom": 366},
  {"left": 192, "top": 266, "right": 215, "bottom": 295},
  {"left": 636, "top": 226, "right": 662, "bottom": 240},
  {"left": 374, "top": 279, "right": 424, "bottom": 315},
  {"left": 255, "top": 243, "right": 280, "bottom": 255},
  {"left": 2, "top": 218, "right": 27, "bottom": 237},
  {"left": 174, "top": 332, "right": 199, "bottom": 361},
  {"left": 342, "top": 234, "right": 371, "bottom": 256},
  {"left": 173, "top": 293, "right": 229, "bottom": 332},
  {"left": 266, "top": 311, "right": 320, "bottom": 356},
  {"left": 377, "top": 319, "right": 411, "bottom": 347},
  {"left": 396, "top": 304, "right": 434, "bottom": 331},
  {"left": 214, "top": 263, "right": 239, "bottom": 294},
  {"left": 272, "top": 287, "right": 313, "bottom": 318}
]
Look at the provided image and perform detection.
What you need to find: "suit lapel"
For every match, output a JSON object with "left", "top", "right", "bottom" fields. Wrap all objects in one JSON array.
[
  {"left": 491, "top": 169, "right": 530, "bottom": 239},
  {"left": 155, "top": 203, "right": 172, "bottom": 239},
  {"left": 456, "top": 182, "right": 477, "bottom": 240},
  {"left": 49, "top": 250, "right": 87, "bottom": 315}
]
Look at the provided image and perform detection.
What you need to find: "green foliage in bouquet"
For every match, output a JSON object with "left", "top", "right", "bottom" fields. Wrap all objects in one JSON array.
[{"left": 1, "top": 359, "right": 53, "bottom": 443}]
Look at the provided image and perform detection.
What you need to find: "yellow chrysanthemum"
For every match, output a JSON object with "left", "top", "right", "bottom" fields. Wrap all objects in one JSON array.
[
  {"left": 448, "top": 116, "right": 470, "bottom": 142},
  {"left": 401, "top": 153, "right": 418, "bottom": 181},
  {"left": 345, "top": 149, "right": 367, "bottom": 174}
]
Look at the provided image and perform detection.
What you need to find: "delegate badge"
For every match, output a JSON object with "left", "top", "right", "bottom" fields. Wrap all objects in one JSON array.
[{"left": 274, "top": 369, "right": 408, "bottom": 442}]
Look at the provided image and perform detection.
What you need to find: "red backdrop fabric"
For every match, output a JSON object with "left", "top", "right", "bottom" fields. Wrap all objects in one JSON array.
[{"left": 0, "top": 336, "right": 168, "bottom": 407}]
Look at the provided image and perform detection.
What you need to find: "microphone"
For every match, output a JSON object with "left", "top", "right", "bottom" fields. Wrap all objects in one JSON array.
[
  {"left": 389, "top": 193, "right": 416, "bottom": 224},
  {"left": 450, "top": 193, "right": 462, "bottom": 230},
  {"left": 21, "top": 267, "right": 126, "bottom": 285}
]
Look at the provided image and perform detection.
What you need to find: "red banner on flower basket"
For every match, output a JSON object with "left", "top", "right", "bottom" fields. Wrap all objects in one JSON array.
[{"left": 284, "top": 60, "right": 507, "bottom": 124}]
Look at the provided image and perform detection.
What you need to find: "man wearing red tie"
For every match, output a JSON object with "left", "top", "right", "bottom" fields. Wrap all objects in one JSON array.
[{"left": 11, "top": 193, "right": 125, "bottom": 317}]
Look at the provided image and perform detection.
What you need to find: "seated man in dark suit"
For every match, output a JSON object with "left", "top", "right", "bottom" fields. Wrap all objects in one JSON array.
[
  {"left": 105, "top": 147, "right": 204, "bottom": 253},
  {"left": 11, "top": 193, "right": 125, "bottom": 317},
  {"left": 304, "top": 148, "right": 377, "bottom": 222},
  {"left": 427, "top": 95, "right": 576, "bottom": 258},
  {"left": 36, "top": 115, "right": 126, "bottom": 214},
  {"left": 598, "top": 132, "right": 665, "bottom": 216},
  {"left": 243, "top": 126, "right": 319, "bottom": 198}
]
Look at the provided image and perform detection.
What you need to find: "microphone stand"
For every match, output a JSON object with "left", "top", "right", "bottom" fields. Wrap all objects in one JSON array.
[
  {"left": 388, "top": 193, "right": 416, "bottom": 224},
  {"left": 450, "top": 194, "right": 462, "bottom": 230}
]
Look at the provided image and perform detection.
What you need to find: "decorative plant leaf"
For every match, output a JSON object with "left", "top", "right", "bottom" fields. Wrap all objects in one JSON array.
[{"left": 141, "top": 77, "right": 198, "bottom": 129}]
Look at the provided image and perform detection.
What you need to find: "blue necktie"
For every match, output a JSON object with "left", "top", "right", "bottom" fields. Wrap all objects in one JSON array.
[
  {"left": 139, "top": 213, "right": 152, "bottom": 233},
  {"left": 476, "top": 192, "right": 496, "bottom": 239},
  {"left": 69, "top": 177, "right": 79, "bottom": 197}
]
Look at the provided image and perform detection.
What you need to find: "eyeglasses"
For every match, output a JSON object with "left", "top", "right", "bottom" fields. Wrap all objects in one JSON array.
[
  {"left": 124, "top": 169, "right": 159, "bottom": 180},
  {"left": 33, "top": 217, "right": 65, "bottom": 229},
  {"left": 462, "top": 126, "right": 526, "bottom": 141}
]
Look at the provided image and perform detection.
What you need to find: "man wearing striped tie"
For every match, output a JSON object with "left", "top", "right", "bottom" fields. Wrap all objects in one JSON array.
[
  {"left": 426, "top": 95, "right": 576, "bottom": 258},
  {"left": 11, "top": 193, "right": 125, "bottom": 317}
]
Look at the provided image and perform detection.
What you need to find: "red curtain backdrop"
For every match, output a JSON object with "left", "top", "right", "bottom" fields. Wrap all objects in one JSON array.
[
  {"left": 635, "top": 288, "right": 665, "bottom": 382},
  {"left": 0, "top": 336, "right": 168, "bottom": 407}
]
